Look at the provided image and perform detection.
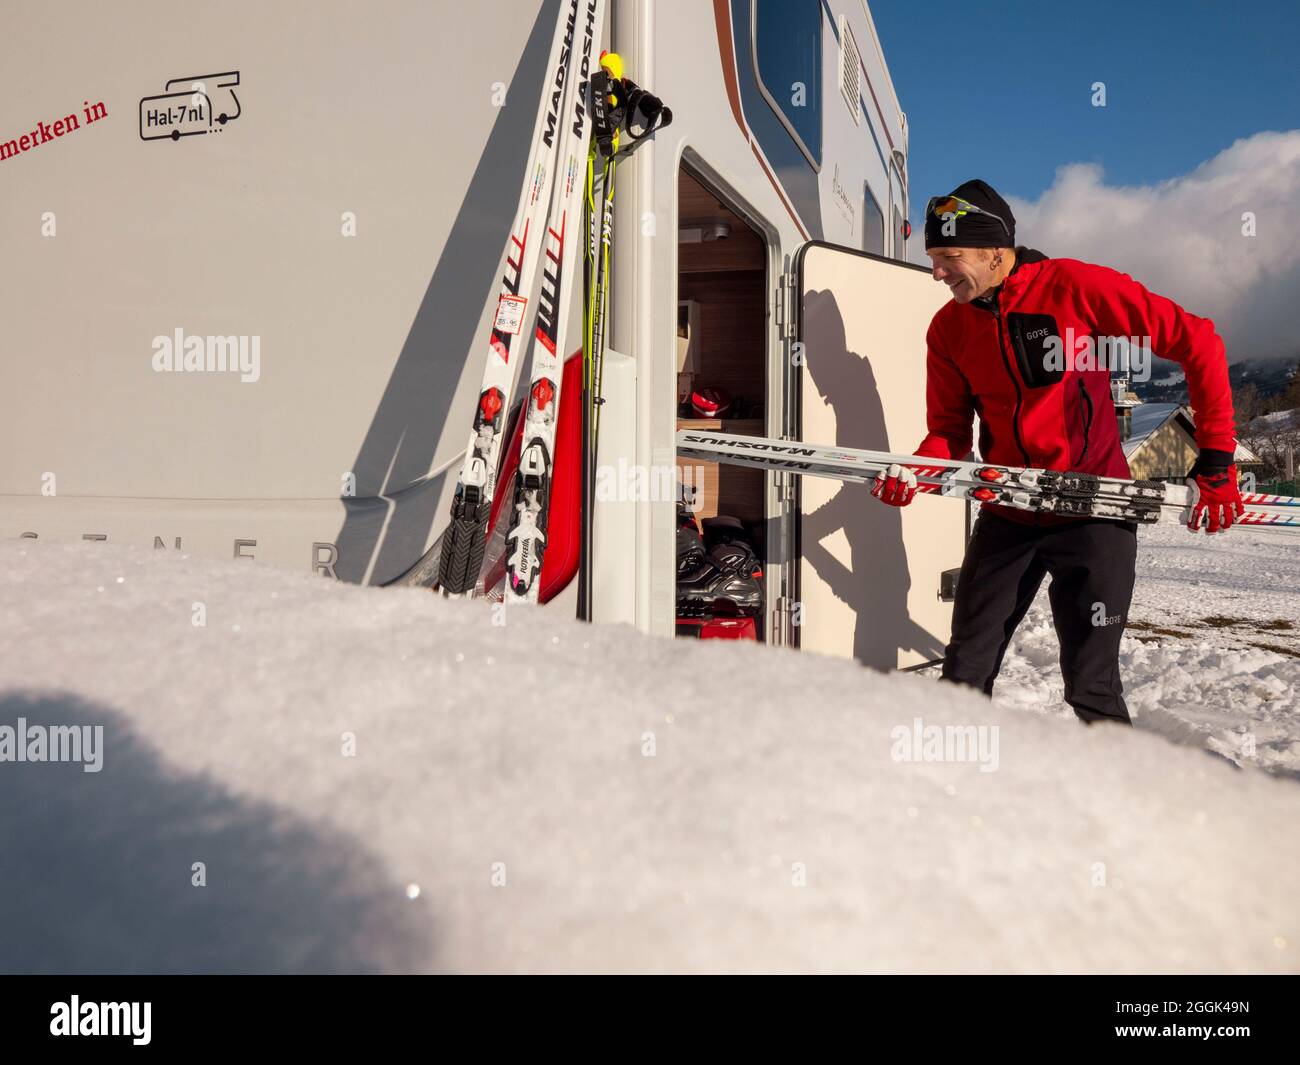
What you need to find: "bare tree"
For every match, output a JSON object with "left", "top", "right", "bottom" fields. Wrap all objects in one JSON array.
[
  {"left": 1283, "top": 360, "right": 1300, "bottom": 410},
  {"left": 1234, "top": 382, "right": 1262, "bottom": 430},
  {"left": 1240, "top": 408, "right": 1300, "bottom": 484}
]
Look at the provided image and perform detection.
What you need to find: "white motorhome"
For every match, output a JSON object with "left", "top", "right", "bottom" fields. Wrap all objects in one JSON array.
[{"left": 2, "top": 0, "right": 963, "bottom": 669}]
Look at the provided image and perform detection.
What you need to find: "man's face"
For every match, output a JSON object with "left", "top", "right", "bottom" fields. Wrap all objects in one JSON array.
[{"left": 926, "top": 247, "right": 1000, "bottom": 304}]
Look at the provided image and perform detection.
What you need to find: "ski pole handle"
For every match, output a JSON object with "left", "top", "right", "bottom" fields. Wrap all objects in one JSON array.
[{"left": 621, "top": 78, "right": 672, "bottom": 140}]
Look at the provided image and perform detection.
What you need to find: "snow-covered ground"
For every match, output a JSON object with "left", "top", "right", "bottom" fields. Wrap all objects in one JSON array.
[
  {"left": 959, "top": 522, "right": 1300, "bottom": 778},
  {"left": 0, "top": 535, "right": 1297, "bottom": 974}
]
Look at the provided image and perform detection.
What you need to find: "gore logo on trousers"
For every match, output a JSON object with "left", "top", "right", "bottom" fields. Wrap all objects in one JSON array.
[
  {"left": 1006, "top": 312, "right": 1065, "bottom": 388},
  {"left": 1091, "top": 602, "right": 1124, "bottom": 627}
]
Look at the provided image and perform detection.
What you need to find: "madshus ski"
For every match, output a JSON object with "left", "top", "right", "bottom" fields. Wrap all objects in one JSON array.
[
  {"left": 677, "top": 430, "right": 1300, "bottom": 529},
  {"left": 502, "top": 0, "right": 607, "bottom": 604},
  {"left": 436, "top": 0, "right": 584, "bottom": 597},
  {"left": 506, "top": 34, "right": 674, "bottom": 605}
]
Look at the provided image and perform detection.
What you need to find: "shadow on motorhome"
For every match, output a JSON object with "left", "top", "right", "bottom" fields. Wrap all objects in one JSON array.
[
  {"left": 333, "top": 1, "right": 564, "bottom": 586},
  {"left": 800, "top": 288, "right": 945, "bottom": 669}
]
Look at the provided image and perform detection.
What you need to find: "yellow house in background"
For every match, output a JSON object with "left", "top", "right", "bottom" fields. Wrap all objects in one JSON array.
[{"left": 1122, "top": 403, "right": 1261, "bottom": 480}]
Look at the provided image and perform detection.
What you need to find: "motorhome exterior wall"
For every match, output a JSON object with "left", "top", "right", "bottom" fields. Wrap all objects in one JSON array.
[
  {"left": 699, "top": 1, "right": 906, "bottom": 252},
  {"left": 0, "top": 0, "right": 568, "bottom": 583},
  {"left": 2, "top": 0, "right": 915, "bottom": 636}
]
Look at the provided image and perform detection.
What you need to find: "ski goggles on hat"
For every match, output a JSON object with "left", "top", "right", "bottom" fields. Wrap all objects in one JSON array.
[{"left": 925, "top": 195, "right": 1011, "bottom": 239}]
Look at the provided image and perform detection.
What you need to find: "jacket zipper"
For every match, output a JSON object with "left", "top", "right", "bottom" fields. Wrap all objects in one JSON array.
[
  {"left": 987, "top": 294, "right": 1033, "bottom": 467},
  {"left": 1077, "top": 378, "right": 1093, "bottom": 463}
]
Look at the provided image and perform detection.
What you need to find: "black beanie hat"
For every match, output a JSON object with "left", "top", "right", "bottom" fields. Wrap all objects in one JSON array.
[{"left": 924, "top": 178, "right": 1016, "bottom": 249}]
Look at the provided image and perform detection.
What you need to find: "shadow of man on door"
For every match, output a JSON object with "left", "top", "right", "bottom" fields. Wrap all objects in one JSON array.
[{"left": 800, "top": 289, "right": 945, "bottom": 670}]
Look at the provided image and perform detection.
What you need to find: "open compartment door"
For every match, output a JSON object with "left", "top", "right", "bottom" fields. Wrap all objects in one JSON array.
[{"left": 793, "top": 242, "right": 966, "bottom": 670}]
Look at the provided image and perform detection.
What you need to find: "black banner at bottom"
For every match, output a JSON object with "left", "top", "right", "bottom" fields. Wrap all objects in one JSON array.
[{"left": 0, "top": 974, "right": 1294, "bottom": 1052}]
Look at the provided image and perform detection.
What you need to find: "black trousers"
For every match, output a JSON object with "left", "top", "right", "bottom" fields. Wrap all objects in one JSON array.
[{"left": 941, "top": 511, "right": 1138, "bottom": 724}]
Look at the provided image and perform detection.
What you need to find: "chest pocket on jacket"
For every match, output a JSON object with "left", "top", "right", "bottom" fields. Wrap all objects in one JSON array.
[{"left": 1006, "top": 312, "right": 1065, "bottom": 389}]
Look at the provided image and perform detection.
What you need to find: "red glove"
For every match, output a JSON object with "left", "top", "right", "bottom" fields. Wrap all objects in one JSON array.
[
  {"left": 871, "top": 463, "right": 918, "bottom": 507},
  {"left": 1187, "top": 449, "right": 1244, "bottom": 533}
]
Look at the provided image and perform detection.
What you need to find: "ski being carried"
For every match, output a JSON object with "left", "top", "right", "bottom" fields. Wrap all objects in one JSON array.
[{"left": 676, "top": 431, "right": 1298, "bottom": 527}]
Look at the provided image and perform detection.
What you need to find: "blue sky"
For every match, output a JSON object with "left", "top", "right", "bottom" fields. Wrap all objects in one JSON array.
[{"left": 870, "top": 0, "right": 1300, "bottom": 236}]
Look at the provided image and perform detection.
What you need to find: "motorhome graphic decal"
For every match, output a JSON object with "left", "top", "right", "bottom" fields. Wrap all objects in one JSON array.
[{"left": 139, "top": 71, "right": 241, "bottom": 141}]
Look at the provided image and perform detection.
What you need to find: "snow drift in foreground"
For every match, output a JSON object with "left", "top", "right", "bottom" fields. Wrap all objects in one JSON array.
[{"left": 0, "top": 539, "right": 1296, "bottom": 974}]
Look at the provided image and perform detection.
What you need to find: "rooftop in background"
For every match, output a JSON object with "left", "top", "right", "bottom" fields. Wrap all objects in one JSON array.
[
  {"left": 1122, "top": 403, "right": 1188, "bottom": 458},
  {"left": 1122, "top": 402, "right": 1260, "bottom": 466}
]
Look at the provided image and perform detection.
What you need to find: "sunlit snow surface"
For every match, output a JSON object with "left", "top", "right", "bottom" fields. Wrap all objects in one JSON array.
[{"left": 0, "top": 533, "right": 1296, "bottom": 974}]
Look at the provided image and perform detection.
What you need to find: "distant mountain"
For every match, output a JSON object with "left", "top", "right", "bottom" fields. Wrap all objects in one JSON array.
[
  {"left": 1246, "top": 407, "right": 1299, "bottom": 432},
  {"left": 1131, "top": 375, "right": 1189, "bottom": 405},
  {"left": 1132, "top": 357, "right": 1298, "bottom": 408}
]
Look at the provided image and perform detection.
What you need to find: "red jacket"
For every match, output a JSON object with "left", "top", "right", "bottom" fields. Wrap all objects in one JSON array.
[{"left": 916, "top": 247, "right": 1236, "bottom": 524}]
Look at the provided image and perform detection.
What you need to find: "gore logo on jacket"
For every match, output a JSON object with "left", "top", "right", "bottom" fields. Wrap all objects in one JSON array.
[
  {"left": 914, "top": 247, "right": 1235, "bottom": 487},
  {"left": 1006, "top": 312, "right": 1065, "bottom": 389}
]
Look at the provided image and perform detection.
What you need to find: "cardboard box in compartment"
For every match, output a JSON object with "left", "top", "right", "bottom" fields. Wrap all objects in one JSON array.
[
  {"left": 676, "top": 299, "right": 701, "bottom": 404},
  {"left": 675, "top": 456, "right": 764, "bottom": 523}
]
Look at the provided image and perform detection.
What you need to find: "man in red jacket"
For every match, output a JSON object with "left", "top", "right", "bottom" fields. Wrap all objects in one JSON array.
[{"left": 871, "top": 179, "right": 1242, "bottom": 725}]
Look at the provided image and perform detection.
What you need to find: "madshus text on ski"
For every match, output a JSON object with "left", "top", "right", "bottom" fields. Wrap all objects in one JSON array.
[{"left": 436, "top": 0, "right": 671, "bottom": 603}]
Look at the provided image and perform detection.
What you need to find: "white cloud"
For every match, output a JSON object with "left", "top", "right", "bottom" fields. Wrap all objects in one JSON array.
[{"left": 1009, "top": 130, "right": 1300, "bottom": 361}]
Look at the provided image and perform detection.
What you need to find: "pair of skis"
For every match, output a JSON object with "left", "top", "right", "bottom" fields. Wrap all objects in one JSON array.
[
  {"left": 677, "top": 430, "right": 1300, "bottom": 529},
  {"left": 438, "top": 0, "right": 673, "bottom": 604},
  {"left": 437, "top": 0, "right": 606, "bottom": 601}
]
